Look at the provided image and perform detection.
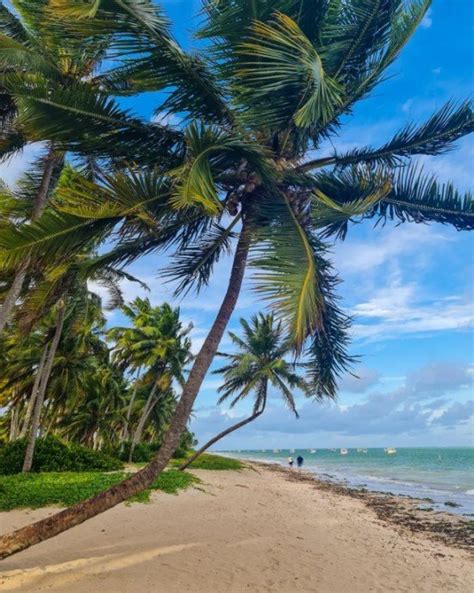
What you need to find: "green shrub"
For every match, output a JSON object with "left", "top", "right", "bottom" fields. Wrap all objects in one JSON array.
[
  {"left": 115, "top": 441, "right": 158, "bottom": 463},
  {"left": 0, "top": 436, "right": 123, "bottom": 475},
  {"left": 171, "top": 453, "right": 243, "bottom": 470},
  {"left": 0, "top": 469, "right": 199, "bottom": 511},
  {"left": 0, "top": 472, "right": 126, "bottom": 510}
]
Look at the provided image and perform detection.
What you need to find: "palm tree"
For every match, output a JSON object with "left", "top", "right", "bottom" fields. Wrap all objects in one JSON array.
[
  {"left": 0, "top": 0, "right": 473, "bottom": 556},
  {"left": 0, "top": 0, "right": 161, "bottom": 329},
  {"left": 181, "top": 314, "right": 309, "bottom": 470},
  {"left": 107, "top": 298, "right": 192, "bottom": 460}
]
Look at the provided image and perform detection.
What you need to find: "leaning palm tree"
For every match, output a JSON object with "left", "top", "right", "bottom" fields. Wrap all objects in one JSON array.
[
  {"left": 181, "top": 314, "right": 309, "bottom": 470},
  {"left": 0, "top": 0, "right": 473, "bottom": 557}
]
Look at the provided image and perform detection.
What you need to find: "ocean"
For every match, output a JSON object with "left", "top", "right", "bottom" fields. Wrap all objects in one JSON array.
[{"left": 220, "top": 447, "right": 474, "bottom": 516}]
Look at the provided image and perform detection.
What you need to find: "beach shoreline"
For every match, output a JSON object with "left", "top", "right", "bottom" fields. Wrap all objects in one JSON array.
[
  {"left": 1, "top": 464, "right": 472, "bottom": 592},
  {"left": 248, "top": 461, "right": 474, "bottom": 551}
]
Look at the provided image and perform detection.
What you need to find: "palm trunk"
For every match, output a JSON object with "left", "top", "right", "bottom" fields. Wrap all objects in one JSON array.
[
  {"left": 120, "top": 372, "right": 141, "bottom": 445},
  {"left": 19, "top": 344, "right": 50, "bottom": 438},
  {"left": 0, "top": 218, "right": 251, "bottom": 559},
  {"left": 128, "top": 381, "right": 159, "bottom": 462},
  {"left": 0, "top": 146, "right": 61, "bottom": 333},
  {"left": 179, "top": 406, "right": 265, "bottom": 471},
  {"left": 9, "top": 405, "right": 19, "bottom": 441},
  {"left": 22, "top": 303, "right": 66, "bottom": 473}
]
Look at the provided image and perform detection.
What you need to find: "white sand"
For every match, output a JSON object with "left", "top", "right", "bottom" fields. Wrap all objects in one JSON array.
[{"left": 1, "top": 466, "right": 472, "bottom": 592}]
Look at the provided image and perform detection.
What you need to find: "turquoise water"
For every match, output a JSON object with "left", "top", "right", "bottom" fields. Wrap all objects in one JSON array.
[{"left": 221, "top": 447, "right": 474, "bottom": 515}]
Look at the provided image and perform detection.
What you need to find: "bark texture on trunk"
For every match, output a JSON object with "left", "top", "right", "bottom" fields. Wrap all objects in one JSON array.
[
  {"left": 0, "top": 147, "right": 61, "bottom": 333},
  {"left": 0, "top": 262, "right": 28, "bottom": 333},
  {"left": 19, "top": 344, "right": 50, "bottom": 438},
  {"left": 9, "top": 405, "right": 19, "bottom": 442},
  {"left": 0, "top": 219, "right": 252, "bottom": 559},
  {"left": 179, "top": 406, "right": 264, "bottom": 471},
  {"left": 128, "top": 381, "right": 160, "bottom": 462},
  {"left": 22, "top": 303, "right": 65, "bottom": 473}
]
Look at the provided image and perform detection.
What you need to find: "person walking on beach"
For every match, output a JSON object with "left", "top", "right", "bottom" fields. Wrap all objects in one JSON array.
[
  {"left": 288, "top": 456, "right": 294, "bottom": 468},
  {"left": 296, "top": 455, "right": 304, "bottom": 469}
]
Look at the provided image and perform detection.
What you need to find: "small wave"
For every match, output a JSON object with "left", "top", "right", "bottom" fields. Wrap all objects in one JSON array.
[{"left": 465, "top": 489, "right": 474, "bottom": 495}]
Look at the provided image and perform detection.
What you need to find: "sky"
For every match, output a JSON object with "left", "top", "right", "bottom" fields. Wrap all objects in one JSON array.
[{"left": 1, "top": 1, "right": 473, "bottom": 449}]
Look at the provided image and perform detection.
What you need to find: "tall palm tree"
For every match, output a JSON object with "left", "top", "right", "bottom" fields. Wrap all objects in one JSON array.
[
  {"left": 0, "top": 0, "right": 472, "bottom": 557},
  {"left": 0, "top": 0, "right": 169, "bottom": 329},
  {"left": 181, "top": 314, "right": 309, "bottom": 470},
  {"left": 107, "top": 298, "right": 192, "bottom": 459}
]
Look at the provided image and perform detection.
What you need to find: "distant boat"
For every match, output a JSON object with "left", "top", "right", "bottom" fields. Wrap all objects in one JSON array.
[
  {"left": 273, "top": 449, "right": 280, "bottom": 453},
  {"left": 262, "top": 449, "right": 266, "bottom": 452},
  {"left": 357, "top": 448, "right": 368, "bottom": 454},
  {"left": 385, "top": 447, "right": 397, "bottom": 455},
  {"left": 340, "top": 448, "right": 348, "bottom": 455},
  {"left": 310, "top": 449, "right": 317, "bottom": 454},
  {"left": 290, "top": 448, "right": 295, "bottom": 453}
]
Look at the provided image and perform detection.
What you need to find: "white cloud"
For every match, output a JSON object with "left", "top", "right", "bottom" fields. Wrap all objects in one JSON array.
[
  {"left": 351, "top": 277, "right": 473, "bottom": 343},
  {"left": 401, "top": 98, "right": 413, "bottom": 113},
  {"left": 333, "top": 223, "right": 446, "bottom": 275},
  {"left": 420, "top": 8, "right": 433, "bottom": 29},
  {"left": 190, "top": 362, "right": 473, "bottom": 447}
]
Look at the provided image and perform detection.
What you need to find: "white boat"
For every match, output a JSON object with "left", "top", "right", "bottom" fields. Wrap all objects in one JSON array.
[
  {"left": 357, "top": 448, "right": 368, "bottom": 454},
  {"left": 273, "top": 449, "right": 280, "bottom": 453},
  {"left": 340, "top": 448, "right": 348, "bottom": 455},
  {"left": 310, "top": 449, "right": 317, "bottom": 454},
  {"left": 385, "top": 447, "right": 397, "bottom": 455},
  {"left": 290, "top": 448, "right": 295, "bottom": 453}
]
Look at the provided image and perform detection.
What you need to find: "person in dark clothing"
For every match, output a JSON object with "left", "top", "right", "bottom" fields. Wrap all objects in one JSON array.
[{"left": 296, "top": 455, "right": 304, "bottom": 469}]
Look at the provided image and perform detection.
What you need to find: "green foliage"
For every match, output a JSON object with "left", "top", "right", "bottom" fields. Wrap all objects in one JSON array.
[
  {"left": 133, "top": 469, "right": 199, "bottom": 500},
  {"left": 0, "top": 0, "right": 472, "bottom": 474},
  {"left": 172, "top": 453, "right": 243, "bottom": 471},
  {"left": 0, "top": 437, "right": 123, "bottom": 475},
  {"left": 116, "top": 441, "right": 157, "bottom": 463},
  {"left": 0, "top": 472, "right": 125, "bottom": 511},
  {"left": 0, "top": 469, "right": 198, "bottom": 511}
]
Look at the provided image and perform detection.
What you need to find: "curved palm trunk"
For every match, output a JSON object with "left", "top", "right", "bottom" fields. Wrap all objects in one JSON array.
[
  {"left": 22, "top": 303, "right": 66, "bottom": 473},
  {"left": 0, "top": 147, "right": 61, "bottom": 333},
  {"left": 120, "top": 371, "right": 141, "bottom": 446},
  {"left": 19, "top": 344, "right": 50, "bottom": 438},
  {"left": 0, "top": 219, "right": 251, "bottom": 559},
  {"left": 179, "top": 405, "right": 265, "bottom": 471},
  {"left": 128, "top": 381, "right": 160, "bottom": 462}
]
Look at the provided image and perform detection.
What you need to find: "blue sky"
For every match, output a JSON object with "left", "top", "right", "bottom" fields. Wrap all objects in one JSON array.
[{"left": 1, "top": 1, "right": 473, "bottom": 448}]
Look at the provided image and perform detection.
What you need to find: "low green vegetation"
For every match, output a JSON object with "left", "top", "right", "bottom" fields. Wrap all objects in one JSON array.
[
  {"left": 0, "top": 436, "right": 123, "bottom": 475},
  {"left": 171, "top": 453, "right": 243, "bottom": 471},
  {"left": 0, "top": 469, "right": 198, "bottom": 511}
]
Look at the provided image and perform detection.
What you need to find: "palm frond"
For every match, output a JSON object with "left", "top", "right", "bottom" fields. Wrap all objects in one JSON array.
[
  {"left": 6, "top": 76, "right": 183, "bottom": 165},
  {"left": 171, "top": 121, "right": 273, "bottom": 213},
  {"left": 235, "top": 12, "right": 342, "bottom": 129},
  {"left": 319, "top": 101, "right": 473, "bottom": 169},
  {"left": 0, "top": 209, "right": 115, "bottom": 270},
  {"left": 164, "top": 216, "right": 240, "bottom": 297},
  {"left": 315, "top": 0, "right": 431, "bottom": 139},
  {"left": 304, "top": 263, "right": 356, "bottom": 399},
  {"left": 311, "top": 166, "right": 393, "bottom": 239},
  {"left": 367, "top": 164, "right": 474, "bottom": 230},
  {"left": 251, "top": 191, "right": 324, "bottom": 352}
]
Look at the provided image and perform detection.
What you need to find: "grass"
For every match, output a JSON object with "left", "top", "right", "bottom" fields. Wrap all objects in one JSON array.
[
  {"left": 170, "top": 453, "right": 243, "bottom": 471},
  {"left": 0, "top": 469, "right": 198, "bottom": 511}
]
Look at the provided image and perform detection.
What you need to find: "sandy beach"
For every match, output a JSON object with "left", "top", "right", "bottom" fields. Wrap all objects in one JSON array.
[{"left": 1, "top": 464, "right": 473, "bottom": 593}]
